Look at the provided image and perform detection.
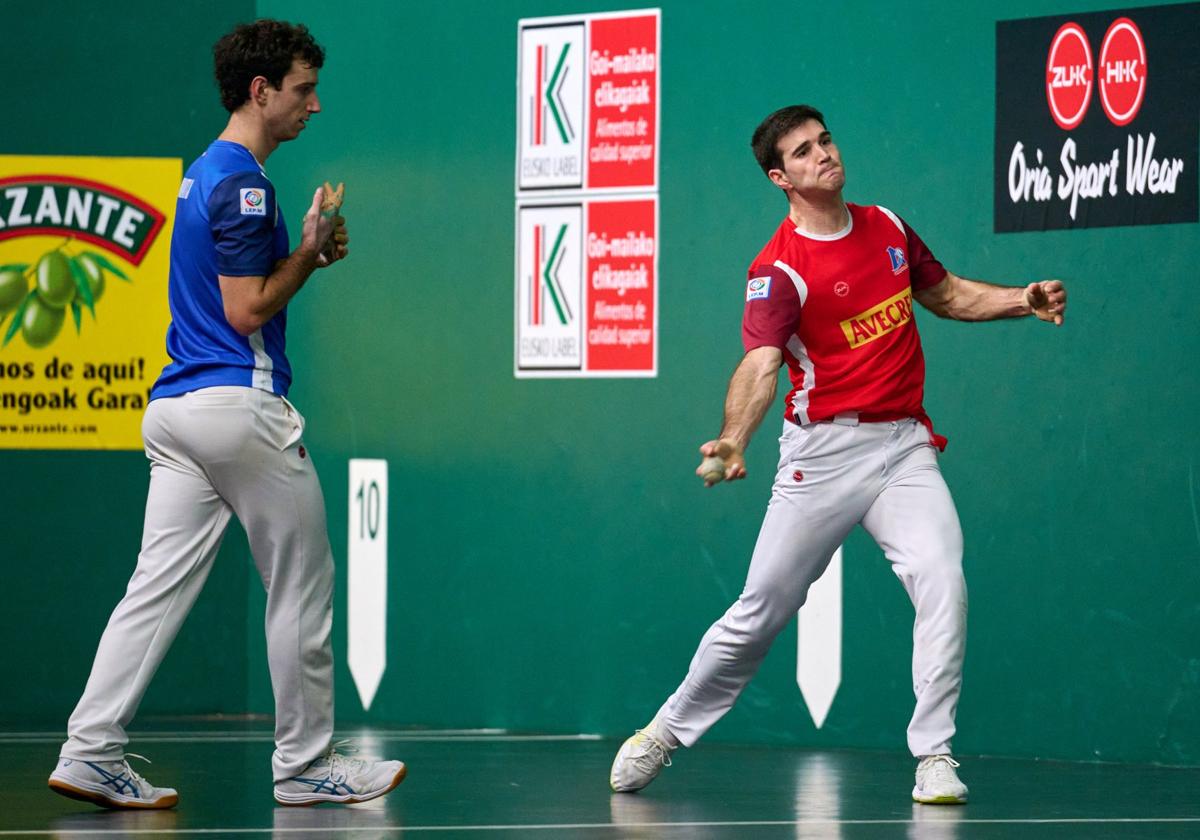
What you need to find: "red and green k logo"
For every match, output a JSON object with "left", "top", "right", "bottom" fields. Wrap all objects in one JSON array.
[
  {"left": 529, "top": 222, "right": 571, "bottom": 326},
  {"left": 532, "top": 43, "right": 574, "bottom": 147}
]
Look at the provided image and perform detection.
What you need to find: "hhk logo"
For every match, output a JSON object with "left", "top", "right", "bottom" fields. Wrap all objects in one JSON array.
[
  {"left": 530, "top": 43, "right": 575, "bottom": 146},
  {"left": 1098, "top": 17, "right": 1146, "bottom": 126},
  {"left": 528, "top": 221, "right": 572, "bottom": 326}
]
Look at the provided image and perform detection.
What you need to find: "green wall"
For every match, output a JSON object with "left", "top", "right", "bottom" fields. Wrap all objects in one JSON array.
[
  {"left": 6, "top": 0, "right": 1199, "bottom": 767},
  {"left": 1, "top": 0, "right": 258, "bottom": 722}
]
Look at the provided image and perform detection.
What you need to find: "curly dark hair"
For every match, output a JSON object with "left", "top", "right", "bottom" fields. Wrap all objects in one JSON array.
[
  {"left": 213, "top": 20, "right": 325, "bottom": 113},
  {"left": 750, "top": 105, "right": 827, "bottom": 176}
]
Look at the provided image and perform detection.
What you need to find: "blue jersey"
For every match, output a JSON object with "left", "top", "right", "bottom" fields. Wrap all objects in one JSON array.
[{"left": 152, "top": 140, "right": 292, "bottom": 399}]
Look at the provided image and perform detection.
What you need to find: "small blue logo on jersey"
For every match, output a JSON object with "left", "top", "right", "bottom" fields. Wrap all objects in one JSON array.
[
  {"left": 747, "top": 276, "right": 771, "bottom": 301},
  {"left": 886, "top": 246, "right": 908, "bottom": 274},
  {"left": 240, "top": 188, "right": 266, "bottom": 216}
]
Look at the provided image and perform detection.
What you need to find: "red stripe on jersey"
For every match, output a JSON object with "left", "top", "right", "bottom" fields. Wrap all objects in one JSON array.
[{"left": 741, "top": 204, "right": 947, "bottom": 438}]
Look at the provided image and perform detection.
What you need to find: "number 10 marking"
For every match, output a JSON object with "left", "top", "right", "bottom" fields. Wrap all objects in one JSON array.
[{"left": 348, "top": 459, "right": 388, "bottom": 711}]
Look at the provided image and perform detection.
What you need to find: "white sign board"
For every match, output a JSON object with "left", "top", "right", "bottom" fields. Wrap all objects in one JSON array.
[{"left": 348, "top": 458, "right": 388, "bottom": 711}]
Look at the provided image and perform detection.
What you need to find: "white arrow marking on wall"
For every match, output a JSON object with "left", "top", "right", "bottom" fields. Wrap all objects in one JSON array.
[
  {"left": 796, "top": 546, "right": 842, "bottom": 728},
  {"left": 348, "top": 459, "right": 388, "bottom": 711}
]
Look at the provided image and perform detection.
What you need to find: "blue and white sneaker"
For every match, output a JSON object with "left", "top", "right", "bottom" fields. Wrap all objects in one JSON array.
[
  {"left": 48, "top": 755, "right": 178, "bottom": 809},
  {"left": 274, "top": 745, "right": 406, "bottom": 807}
]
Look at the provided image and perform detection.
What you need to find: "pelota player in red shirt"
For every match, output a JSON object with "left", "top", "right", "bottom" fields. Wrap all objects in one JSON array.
[{"left": 610, "top": 105, "right": 1066, "bottom": 804}]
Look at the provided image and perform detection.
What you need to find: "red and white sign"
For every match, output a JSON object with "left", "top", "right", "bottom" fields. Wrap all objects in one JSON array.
[
  {"left": 1099, "top": 17, "right": 1147, "bottom": 125},
  {"left": 516, "top": 10, "right": 660, "bottom": 378},
  {"left": 586, "top": 15, "right": 658, "bottom": 190},
  {"left": 515, "top": 196, "right": 657, "bottom": 377},
  {"left": 585, "top": 198, "right": 655, "bottom": 372},
  {"left": 517, "top": 9, "right": 660, "bottom": 194},
  {"left": 1046, "top": 22, "right": 1094, "bottom": 130}
]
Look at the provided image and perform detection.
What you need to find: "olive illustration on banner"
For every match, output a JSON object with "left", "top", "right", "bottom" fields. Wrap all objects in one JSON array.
[
  {"left": 1, "top": 242, "right": 132, "bottom": 349},
  {"left": 21, "top": 295, "right": 66, "bottom": 348},
  {"left": 36, "top": 251, "right": 75, "bottom": 308},
  {"left": 75, "top": 253, "right": 106, "bottom": 304},
  {"left": 0, "top": 268, "right": 27, "bottom": 313}
]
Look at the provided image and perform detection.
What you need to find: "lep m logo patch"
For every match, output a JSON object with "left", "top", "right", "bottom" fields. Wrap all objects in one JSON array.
[
  {"left": 746, "top": 276, "right": 772, "bottom": 301},
  {"left": 239, "top": 188, "right": 266, "bottom": 216}
]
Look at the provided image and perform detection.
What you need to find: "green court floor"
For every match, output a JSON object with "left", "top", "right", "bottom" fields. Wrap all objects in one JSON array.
[{"left": 1, "top": 723, "right": 1198, "bottom": 838}]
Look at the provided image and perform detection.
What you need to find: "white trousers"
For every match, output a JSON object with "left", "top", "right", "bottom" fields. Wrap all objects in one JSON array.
[
  {"left": 658, "top": 417, "right": 966, "bottom": 756},
  {"left": 61, "top": 387, "right": 335, "bottom": 781}
]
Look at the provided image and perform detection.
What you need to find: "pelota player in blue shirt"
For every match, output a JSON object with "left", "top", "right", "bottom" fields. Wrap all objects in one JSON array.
[{"left": 49, "top": 20, "right": 406, "bottom": 809}]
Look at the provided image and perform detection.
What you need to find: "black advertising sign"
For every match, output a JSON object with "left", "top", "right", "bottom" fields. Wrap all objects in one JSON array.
[{"left": 995, "top": 3, "right": 1199, "bottom": 232}]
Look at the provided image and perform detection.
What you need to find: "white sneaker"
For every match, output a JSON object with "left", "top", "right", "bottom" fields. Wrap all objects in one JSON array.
[
  {"left": 48, "top": 755, "right": 178, "bottom": 809},
  {"left": 912, "top": 754, "right": 968, "bottom": 804},
  {"left": 610, "top": 719, "right": 677, "bottom": 793},
  {"left": 274, "top": 745, "right": 406, "bottom": 806}
]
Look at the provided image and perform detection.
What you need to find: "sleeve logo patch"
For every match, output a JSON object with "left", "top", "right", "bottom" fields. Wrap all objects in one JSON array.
[
  {"left": 240, "top": 188, "right": 266, "bottom": 216},
  {"left": 747, "top": 276, "right": 772, "bottom": 301}
]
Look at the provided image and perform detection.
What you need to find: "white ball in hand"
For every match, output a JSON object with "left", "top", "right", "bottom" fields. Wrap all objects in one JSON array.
[{"left": 699, "top": 455, "right": 726, "bottom": 485}]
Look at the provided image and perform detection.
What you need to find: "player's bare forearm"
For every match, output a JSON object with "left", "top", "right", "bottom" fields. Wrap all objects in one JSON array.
[
  {"left": 718, "top": 346, "right": 783, "bottom": 451},
  {"left": 914, "top": 272, "right": 1066, "bottom": 325}
]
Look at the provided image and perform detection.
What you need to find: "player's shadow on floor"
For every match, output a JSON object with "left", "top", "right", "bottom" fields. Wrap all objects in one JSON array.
[
  {"left": 271, "top": 800, "right": 394, "bottom": 839},
  {"left": 51, "top": 808, "right": 178, "bottom": 839}
]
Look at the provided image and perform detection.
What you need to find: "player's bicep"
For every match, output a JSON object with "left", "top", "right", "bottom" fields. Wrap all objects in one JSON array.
[
  {"left": 742, "top": 265, "right": 801, "bottom": 352},
  {"left": 902, "top": 220, "right": 947, "bottom": 292},
  {"left": 209, "top": 174, "right": 277, "bottom": 277}
]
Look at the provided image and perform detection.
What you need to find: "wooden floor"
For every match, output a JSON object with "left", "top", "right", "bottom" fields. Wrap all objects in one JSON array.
[{"left": 2, "top": 722, "right": 1199, "bottom": 838}]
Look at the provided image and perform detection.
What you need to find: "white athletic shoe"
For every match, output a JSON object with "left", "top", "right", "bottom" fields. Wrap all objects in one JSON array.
[
  {"left": 274, "top": 744, "right": 406, "bottom": 807},
  {"left": 610, "top": 719, "right": 677, "bottom": 793},
  {"left": 912, "top": 754, "right": 968, "bottom": 804},
  {"left": 48, "top": 755, "right": 178, "bottom": 809}
]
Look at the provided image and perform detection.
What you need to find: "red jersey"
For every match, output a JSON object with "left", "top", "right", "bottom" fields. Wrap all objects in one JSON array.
[{"left": 742, "top": 203, "right": 947, "bottom": 443}]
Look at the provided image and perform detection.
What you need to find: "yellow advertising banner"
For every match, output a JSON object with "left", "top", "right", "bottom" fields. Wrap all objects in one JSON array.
[{"left": 0, "top": 155, "right": 180, "bottom": 450}]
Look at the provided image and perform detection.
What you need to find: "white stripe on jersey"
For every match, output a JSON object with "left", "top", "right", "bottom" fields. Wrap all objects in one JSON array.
[
  {"left": 775, "top": 259, "right": 814, "bottom": 423},
  {"left": 877, "top": 205, "right": 905, "bottom": 235},
  {"left": 248, "top": 329, "right": 274, "bottom": 392},
  {"left": 773, "top": 259, "right": 809, "bottom": 305},
  {"left": 787, "top": 334, "right": 816, "bottom": 425}
]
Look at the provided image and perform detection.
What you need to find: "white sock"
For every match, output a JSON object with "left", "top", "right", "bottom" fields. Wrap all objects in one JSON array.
[{"left": 649, "top": 717, "right": 680, "bottom": 749}]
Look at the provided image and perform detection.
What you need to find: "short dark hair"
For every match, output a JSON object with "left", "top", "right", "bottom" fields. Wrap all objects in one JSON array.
[
  {"left": 750, "top": 105, "right": 827, "bottom": 176},
  {"left": 213, "top": 20, "right": 325, "bottom": 113}
]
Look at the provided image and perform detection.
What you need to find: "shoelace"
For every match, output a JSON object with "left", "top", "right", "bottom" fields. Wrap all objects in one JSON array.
[
  {"left": 631, "top": 729, "right": 673, "bottom": 772},
  {"left": 120, "top": 753, "right": 155, "bottom": 789},
  {"left": 921, "top": 754, "right": 960, "bottom": 783},
  {"left": 323, "top": 740, "right": 369, "bottom": 777}
]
